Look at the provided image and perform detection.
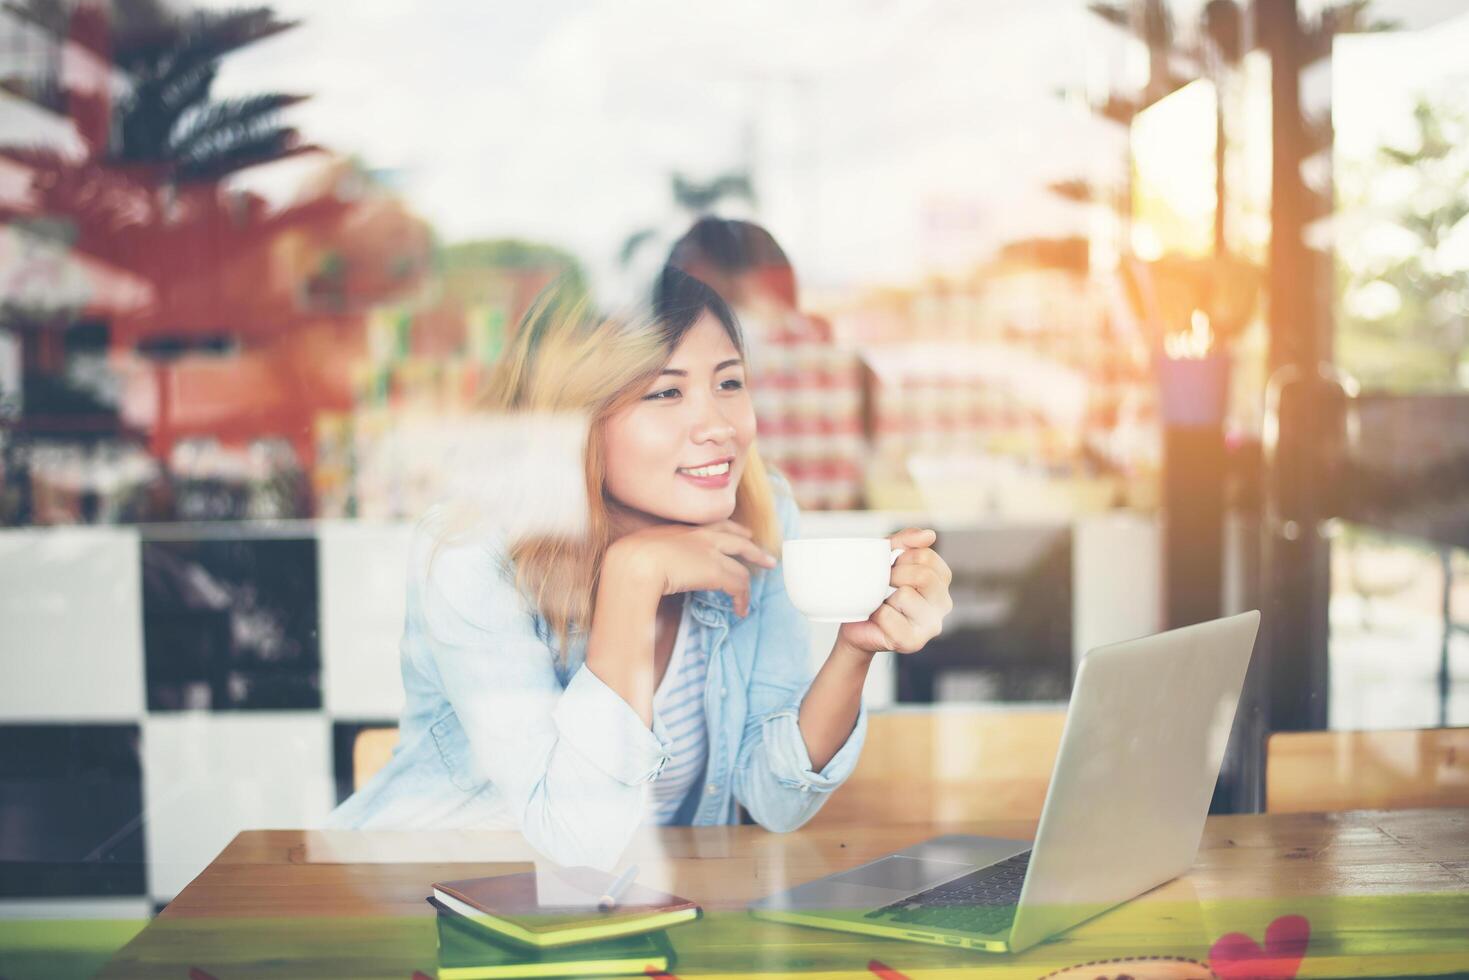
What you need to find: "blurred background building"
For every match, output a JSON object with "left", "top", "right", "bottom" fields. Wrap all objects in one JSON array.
[{"left": 1, "top": 0, "right": 1466, "bottom": 959}]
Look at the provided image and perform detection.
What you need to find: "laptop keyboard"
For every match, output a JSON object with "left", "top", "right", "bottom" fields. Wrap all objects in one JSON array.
[{"left": 864, "top": 851, "right": 1030, "bottom": 936}]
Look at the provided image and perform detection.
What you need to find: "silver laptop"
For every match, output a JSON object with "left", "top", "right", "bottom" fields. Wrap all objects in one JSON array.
[{"left": 748, "top": 611, "right": 1260, "bottom": 954}]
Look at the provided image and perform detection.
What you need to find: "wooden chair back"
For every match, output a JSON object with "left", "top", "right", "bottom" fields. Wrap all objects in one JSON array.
[
  {"left": 1266, "top": 727, "right": 1469, "bottom": 813},
  {"left": 809, "top": 708, "right": 1067, "bottom": 826},
  {"left": 347, "top": 709, "right": 1072, "bottom": 823},
  {"left": 353, "top": 727, "right": 400, "bottom": 791}
]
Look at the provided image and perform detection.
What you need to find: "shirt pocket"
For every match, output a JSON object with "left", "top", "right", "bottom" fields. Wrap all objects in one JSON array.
[{"left": 429, "top": 712, "right": 484, "bottom": 793}]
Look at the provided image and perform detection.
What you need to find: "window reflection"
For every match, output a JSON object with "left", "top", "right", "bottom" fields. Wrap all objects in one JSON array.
[{"left": 0, "top": 4, "right": 1465, "bottom": 968}]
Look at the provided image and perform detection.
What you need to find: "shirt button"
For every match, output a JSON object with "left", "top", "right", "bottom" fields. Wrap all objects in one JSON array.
[
  {"left": 720, "top": 687, "right": 728, "bottom": 698},
  {"left": 707, "top": 784, "right": 718, "bottom": 795}
]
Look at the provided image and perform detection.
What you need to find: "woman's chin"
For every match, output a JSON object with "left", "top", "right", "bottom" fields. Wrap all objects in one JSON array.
[{"left": 666, "top": 491, "right": 737, "bottom": 525}]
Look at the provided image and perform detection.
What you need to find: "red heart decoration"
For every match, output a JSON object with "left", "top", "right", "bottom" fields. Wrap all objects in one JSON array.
[{"left": 1209, "top": 914, "right": 1310, "bottom": 980}]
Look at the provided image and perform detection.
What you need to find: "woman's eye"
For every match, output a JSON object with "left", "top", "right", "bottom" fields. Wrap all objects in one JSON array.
[{"left": 644, "top": 379, "right": 742, "bottom": 400}]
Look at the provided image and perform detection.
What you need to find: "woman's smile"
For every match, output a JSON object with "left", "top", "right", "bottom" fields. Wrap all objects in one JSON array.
[{"left": 677, "top": 456, "right": 734, "bottom": 487}]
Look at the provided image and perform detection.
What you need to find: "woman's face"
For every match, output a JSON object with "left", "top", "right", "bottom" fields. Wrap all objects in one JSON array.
[{"left": 602, "top": 313, "right": 756, "bottom": 529}]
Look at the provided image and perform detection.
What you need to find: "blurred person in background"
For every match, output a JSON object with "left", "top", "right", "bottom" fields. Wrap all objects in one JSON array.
[
  {"left": 325, "top": 271, "right": 951, "bottom": 869},
  {"left": 663, "top": 216, "right": 831, "bottom": 357}
]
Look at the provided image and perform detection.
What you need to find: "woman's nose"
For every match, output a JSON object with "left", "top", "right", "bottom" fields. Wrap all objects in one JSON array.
[
  {"left": 687, "top": 390, "right": 734, "bottom": 437},
  {"left": 691, "top": 397, "right": 736, "bottom": 443},
  {"left": 692, "top": 418, "right": 736, "bottom": 443}
]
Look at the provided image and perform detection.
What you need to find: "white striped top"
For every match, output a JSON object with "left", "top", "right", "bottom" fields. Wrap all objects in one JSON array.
[{"left": 648, "top": 596, "right": 709, "bottom": 824}]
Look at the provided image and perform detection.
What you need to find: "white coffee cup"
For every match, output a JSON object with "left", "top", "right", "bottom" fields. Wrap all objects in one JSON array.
[{"left": 782, "top": 537, "right": 903, "bottom": 623}]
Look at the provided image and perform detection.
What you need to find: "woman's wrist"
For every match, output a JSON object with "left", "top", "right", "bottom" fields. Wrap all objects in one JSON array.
[
  {"left": 799, "top": 632, "right": 875, "bottom": 771},
  {"left": 831, "top": 633, "right": 878, "bottom": 668},
  {"left": 586, "top": 546, "right": 663, "bottom": 723},
  {"left": 601, "top": 542, "right": 665, "bottom": 609}
]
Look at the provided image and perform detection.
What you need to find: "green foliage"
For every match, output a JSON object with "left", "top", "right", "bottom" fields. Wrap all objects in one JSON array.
[
  {"left": 439, "top": 238, "right": 590, "bottom": 304},
  {"left": 1338, "top": 94, "right": 1469, "bottom": 392}
]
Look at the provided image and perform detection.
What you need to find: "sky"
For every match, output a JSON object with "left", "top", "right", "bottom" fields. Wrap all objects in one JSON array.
[
  {"left": 202, "top": 0, "right": 1126, "bottom": 302},
  {"left": 181, "top": 0, "right": 1469, "bottom": 303}
]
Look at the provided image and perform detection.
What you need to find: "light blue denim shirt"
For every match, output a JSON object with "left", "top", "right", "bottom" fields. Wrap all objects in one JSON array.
[{"left": 324, "top": 474, "right": 868, "bottom": 869}]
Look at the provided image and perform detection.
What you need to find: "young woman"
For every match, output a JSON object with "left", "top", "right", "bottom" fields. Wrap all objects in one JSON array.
[{"left": 326, "top": 270, "right": 953, "bottom": 869}]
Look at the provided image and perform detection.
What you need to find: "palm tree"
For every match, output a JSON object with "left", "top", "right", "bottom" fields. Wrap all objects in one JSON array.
[
  {"left": 2, "top": 0, "right": 310, "bottom": 183},
  {"left": 112, "top": 5, "right": 308, "bottom": 182},
  {"left": 618, "top": 169, "right": 756, "bottom": 268},
  {"left": 0, "top": 0, "right": 320, "bottom": 282},
  {"left": 0, "top": 0, "right": 328, "bottom": 455}
]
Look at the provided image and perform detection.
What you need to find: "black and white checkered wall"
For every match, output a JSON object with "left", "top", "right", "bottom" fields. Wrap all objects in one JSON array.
[
  {"left": 0, "top": 513, "right": 1152, "bottom": 919},
  {"left": 0, "top": 521, "right": 412, "bottom": 916}
]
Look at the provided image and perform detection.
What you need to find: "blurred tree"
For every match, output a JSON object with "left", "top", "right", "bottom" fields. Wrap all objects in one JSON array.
[
  {"left": 0, "top": 3, "right": 433, "bottom": 465},
  {"left": 441, "top": 239, "right": 589, "bottom": 303},
  {"left": 3, "top": 1, "right": 308, "bottom": 182},
  {"left": 438, "top": 238, "right": 590, "bottom": 337},
  {"left": 1338, "top": 95, "right": 1469, "bottom": 391},
  {"left": 619, "top": 169, "right": 755, "bottom": 268},
  {"left": 669, "top": 172, "right": 754, "bottom": 214}
]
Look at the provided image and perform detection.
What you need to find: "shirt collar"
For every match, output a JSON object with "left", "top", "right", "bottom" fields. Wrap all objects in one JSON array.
[
  {"left": 690, "top": 568, "right": 764, "bottom": 624},
  {"left": 688, "top": 589, "right": 731, "bottom": 627}
]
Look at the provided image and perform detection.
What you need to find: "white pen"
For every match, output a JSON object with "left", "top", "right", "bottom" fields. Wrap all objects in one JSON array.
[{"left": 597, "top": 864, "right": 640, "bottom": 911}]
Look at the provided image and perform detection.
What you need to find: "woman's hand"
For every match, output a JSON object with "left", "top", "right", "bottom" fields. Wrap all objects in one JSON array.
[
  {"left": 836, "top": 528, "right": 952, "bottom": 656},
  {"left": 605, "top": 519, "right": 776, "bottom": 617}
]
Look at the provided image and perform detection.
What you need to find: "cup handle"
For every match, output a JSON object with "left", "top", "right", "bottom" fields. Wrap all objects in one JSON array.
[{"left": 884, "top": 548, "right": 904, "bottom": 599}]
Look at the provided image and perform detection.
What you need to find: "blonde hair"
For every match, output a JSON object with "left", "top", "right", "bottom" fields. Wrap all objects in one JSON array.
[{"left": 459, "top": 288, "right": 780, "bottom": 659}]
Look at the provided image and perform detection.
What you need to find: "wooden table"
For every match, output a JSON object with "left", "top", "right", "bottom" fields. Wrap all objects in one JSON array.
[{"left": 99, "top": 810, "right": 1469, "bottom": 979}]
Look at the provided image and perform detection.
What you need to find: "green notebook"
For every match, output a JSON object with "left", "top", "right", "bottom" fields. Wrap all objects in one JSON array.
[
  {"left": 431, "top": 867, "right": 699, "bottom": 948},
  {"left": 431, "top": 900, "right": 676, "bottom": 979}
]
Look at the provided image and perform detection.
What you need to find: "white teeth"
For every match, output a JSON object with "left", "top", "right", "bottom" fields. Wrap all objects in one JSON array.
[{"left": 680, "top": 461, "right": 731, "bottom": 477}]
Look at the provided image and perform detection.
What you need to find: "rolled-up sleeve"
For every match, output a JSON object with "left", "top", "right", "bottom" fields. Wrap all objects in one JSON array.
[
  {"left": 411, "top": 518, "right": 670, "bottom": 868},
  {"left": 732, "top": 486, "right": 868, "bottom": 832},
  {"left": 756, "top": 700, "right": 867, "bottom": 792},
  {"left": 554, "top": 666, "right": 674, "bottom": 785}
]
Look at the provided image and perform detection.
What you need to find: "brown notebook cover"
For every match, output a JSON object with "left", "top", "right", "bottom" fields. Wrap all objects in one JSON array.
[{"left": 431, "top": 867, "right": 700, "bottom": 949}]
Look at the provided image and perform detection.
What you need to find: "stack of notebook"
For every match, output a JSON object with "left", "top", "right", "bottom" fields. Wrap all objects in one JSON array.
[{"left": 427, "top": 868, "right": 701, "bottom": 979}]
